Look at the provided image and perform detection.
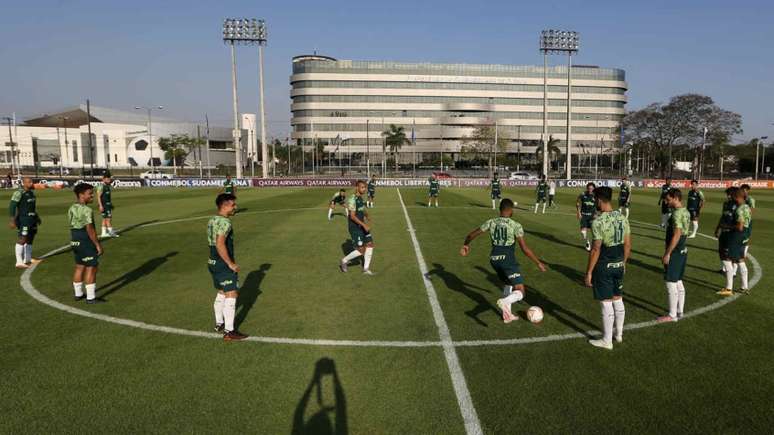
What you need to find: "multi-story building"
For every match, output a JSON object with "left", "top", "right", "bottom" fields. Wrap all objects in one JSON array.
[{"left": 290, "top": 54, "right": 627, "bottom": 166}]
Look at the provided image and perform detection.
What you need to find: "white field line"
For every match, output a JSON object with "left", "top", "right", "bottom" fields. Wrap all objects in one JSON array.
[
  {"left": 396, "top": 188, "right": 483, "bottom": 435},
  {"left": 19, "top": 202, "right": 757, "bottom": 355}
]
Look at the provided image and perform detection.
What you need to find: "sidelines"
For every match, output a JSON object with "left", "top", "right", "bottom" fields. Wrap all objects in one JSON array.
[
  {"left": 18, "top": 203, "right": 758, "bottom": 351},
  {"left": 396, "top": 188, "right": 483, "bottom": 435}
]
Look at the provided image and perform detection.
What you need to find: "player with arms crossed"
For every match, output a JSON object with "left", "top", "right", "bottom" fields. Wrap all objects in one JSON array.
[
  {"left": 328, "top": 189, "right": 348, "bottom": 220},
  {"left": 576, "top": 182, "right": 596, "bottom": 251},
  {"left": 686, "top": 180, "right": 705, "bottom": 238},
  {"left": 658, "top": 188, "right": 690, "bottom": 322},
  {"left": 658, "top": 177, "right": 672, "bottom": 228},
  {"left": 367, "top": 175, "right": 376, "bottom": 208},
  {"left": 340, "top": 180, "right": 375, "bottom": 275},
  {"left": 68, "top": 183, "right": 104, "bottom": 303},
  {"left": 427, "top": 174, "right": 440, "bottom": 207},
  {"left": 585, "top": 186, "right": 630, "bottom": 350},
  {"left": 534, "top": 175, "right": 548, "bottom": 214},
  {"left": 460, "top": 198, "right": 546, "bottom": 323},
  {"left": 8, "top": 176, "right": 42, "bottom": 268},
  {"left": 618, "top": 176, "right": 631, "bottom": 218},
  {"left": 490, "top": 173, "right": 501, "bottom": 210},
  {"left": 715, "top": 188, "right": 752, "bottom": 296},
  {"left": 95, "top": 173, "right": 118, "bottom": 238},
  {"left": 208, "top": 193, "right": 247, "bottom": 340}
]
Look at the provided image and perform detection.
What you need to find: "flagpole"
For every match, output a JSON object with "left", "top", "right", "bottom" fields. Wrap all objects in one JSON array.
[{"left": 412, "top": 118, "right": 416, "bottom": 178}]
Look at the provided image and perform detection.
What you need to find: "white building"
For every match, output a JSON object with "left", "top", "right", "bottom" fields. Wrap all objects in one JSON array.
[{"left": 0, "top": 105, "right": 251, "bottom": 173}]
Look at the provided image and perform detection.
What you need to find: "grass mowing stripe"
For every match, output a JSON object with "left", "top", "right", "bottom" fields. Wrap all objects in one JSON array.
[{"left": 396, "top": 188, "right": 483, "bottom": 435}]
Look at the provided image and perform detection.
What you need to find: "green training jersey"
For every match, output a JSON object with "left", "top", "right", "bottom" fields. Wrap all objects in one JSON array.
[
  {"left": 480, "top": 217, "right": 524, "bottom": 248},
  {"left": 735, "top": 204, "right": 752, "bottom": 231},
  {"left": 659, "top": 183, "right": 671, "bottom": 203},
  {"left": 536, "top": 181, "right": 548, "bottom": 197},
  {"left": 429, "top": 178, "right": 440, "bottom": 192},
  {"left": 223, "top": 180, "right": 235, "bottom": 195},
  {"left": 68, "top": 203, "right": 93, "bottom": 230},
  {"left": 666, "top": 207, "right": 691, "bottom": 249},
  {"left": 720, "top": 199, "right": 737, "bottom": 231},
  {"left": 619, "top": 182, "right": 631, "bottom": 202},
  {"left": 746, "top": 196, "right": 756, "bottom": 209},
  {"left": 347, "top": 194, "right": 367, "bottom": 231},
  {"left": 9, "top": 188, "right": 36, "bottom": 219},
  {"left": 592, "top": 210, "right": 630, "bottom": 263},
  {"left": 207, "top": 215, "right": 234, "bottom": 261},
  {"left": 367, "top": 180, "right": 376, "bottom": 194},
  {"left": 331, "top": 192, "right": 346, "bottom": 204},
  {"left": 687, "top": 189, "right": 704, "bottom": 211},
  {"left": 491, "top": 179, "right": 501, "bottom": 193},
  {"left": 578, "top": 192, "right": 596, "bottom": 216},
  {"left": 95, "top": 182, "right": 112, "bottom": 205}
]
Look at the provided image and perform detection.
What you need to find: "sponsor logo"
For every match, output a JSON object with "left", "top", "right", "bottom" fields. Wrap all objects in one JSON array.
[{"left": 490, "top": 255, "right": 507, "bottom": 261}]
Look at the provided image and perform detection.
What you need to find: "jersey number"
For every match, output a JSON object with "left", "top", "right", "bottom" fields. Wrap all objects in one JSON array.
[
  {"left": 493, "top": 226, "right": 508, "bottom": 245},
  {"left": 613, "top": 222, "right": 625, "bottom": 245}
]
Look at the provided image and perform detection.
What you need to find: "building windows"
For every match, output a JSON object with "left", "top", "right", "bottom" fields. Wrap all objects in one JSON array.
[
  {"left": 292, "top": 80, "right": 626, "bottom": 94},
  {"left": 292, "top": 95, "right": 625, "bottom": 108},
  {"left": 72, "top": 140, "right": 78, "bottom": 162}
]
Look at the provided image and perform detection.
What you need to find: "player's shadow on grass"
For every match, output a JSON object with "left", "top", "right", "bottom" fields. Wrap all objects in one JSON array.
[
  {"left": 427, "top": 263, "right": 497, "bottom": 327},
  {"left": 99, "top": 251, "right": 178, "bottom": 299},
  {"left": 292, "top": 357, "right": 348, "bottom": 435},
  {"left": 527, "top": 230, "right": 585, "bottom": 251},
  {"left": 477, "top": 265, "right": 598, "bottom": 336},
  {"left": 340, "top": 241, "right": 362, "bottom": 266},
  {"left": 39, "top": 220, "right": 161, "bottom": 261},
  {"left": 631, "top": 248, "right": 719, "bottom": 274},
  {"left": 468, "top": 201, "right": 489, "bottom": 208},
  {"left": 235, "top": 263, "right": 270, "bottom": 329}
]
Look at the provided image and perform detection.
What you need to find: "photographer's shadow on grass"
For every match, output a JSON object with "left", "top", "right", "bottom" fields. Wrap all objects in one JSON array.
[
  {"left": 235, "top": 263, "right": 271, "bottom": 328},
  {"left": 426, "top": 263, "right": 497, "bottom": 327},
  {"left": 292, "top": 357, "right": 348, "bottom": 435},
  {"left": 98, "top": 251, "right": 178, "bottom": 299}
]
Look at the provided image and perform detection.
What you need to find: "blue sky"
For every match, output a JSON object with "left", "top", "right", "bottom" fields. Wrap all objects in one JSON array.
[{"left": 0, "top": 0, "right": 772, "bottom": 141}]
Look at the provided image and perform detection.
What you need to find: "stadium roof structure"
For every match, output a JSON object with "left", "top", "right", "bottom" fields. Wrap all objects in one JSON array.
[{"left": 23, "top": 104, "right": 180, "bottom": 128}]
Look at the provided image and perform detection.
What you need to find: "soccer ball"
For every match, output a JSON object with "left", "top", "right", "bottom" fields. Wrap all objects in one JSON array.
[{"left": 527, "top": 306, "right": 544, "bottom": 323}]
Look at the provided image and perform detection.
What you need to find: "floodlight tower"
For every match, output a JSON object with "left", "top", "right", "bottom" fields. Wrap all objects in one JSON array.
[
  {"left": 255, "top": 20, "right": 269, "bottom": 178},
  {"left": 540, "top": 30, "right": 579, "bottom": 180},
  {"left": 223, "top": 18, "right": 267, "bottom": 179}
]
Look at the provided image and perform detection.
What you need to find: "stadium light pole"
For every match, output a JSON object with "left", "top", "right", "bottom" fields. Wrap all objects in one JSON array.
[
  {"left": 757, "top": 136, "right": 769, "bottom": 180},
  {"left": 253, "top": 19, "right": 269, "bottom": 179},
  {"left": 223, "top": 18, "right": 266, "bottom": 179},
  {"left": 2, "top": 116, "right": 18, "bottom": 178},
  {"left": 135, "top": 106, "right": 163, "bottom": 172},
  {"left": 540, "top": 30, "right": 579, "bottom": 180}
]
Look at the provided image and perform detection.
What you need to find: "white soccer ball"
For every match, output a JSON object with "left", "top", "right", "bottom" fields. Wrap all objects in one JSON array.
[{"left": 527, "top": 306, "right": 544, "bottom": 323}]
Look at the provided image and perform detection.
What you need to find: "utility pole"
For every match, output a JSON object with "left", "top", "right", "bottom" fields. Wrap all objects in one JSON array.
[{"left": 86, "top": 99, "right": 94, "bottom": 178}]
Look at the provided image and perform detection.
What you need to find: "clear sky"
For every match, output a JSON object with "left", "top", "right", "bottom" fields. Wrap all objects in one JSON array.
[{"left": 0, "top": 0, "right": 771, "bottom": 141}]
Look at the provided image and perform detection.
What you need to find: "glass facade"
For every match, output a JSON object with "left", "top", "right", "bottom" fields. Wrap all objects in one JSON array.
[{"left": 290, "top": 56, "right": 627, "bottom": 158}]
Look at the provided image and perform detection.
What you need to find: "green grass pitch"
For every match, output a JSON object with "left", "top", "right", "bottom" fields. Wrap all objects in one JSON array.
[{"left": 2, "top": 185, "right": 773, "bottom": 433}]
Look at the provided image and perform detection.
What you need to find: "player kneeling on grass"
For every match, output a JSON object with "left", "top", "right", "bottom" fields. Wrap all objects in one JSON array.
[
  {"left": 585, "top": 187, "right": 630, "bottom": 350},
  {"left": 68, "top": 183, "right": 104, "bottom": 304},
  {"left": 328, "top": 189, "right": 348, "bottom": 220},
  {"left": 208, "top": 193, "right": 248, "bottom": 341},
  {"left": 658, "top": 188, "right": 690, "bottom": 323},
  {"left": 460, "top": 198, "right": 546, "bottom": 323},
  {"left": 715, "top": 188, "right": 751, "bottom": 296},
  {"left": 340, "top": 180, "right": 375, "bottom": 275},
  {"left": 96, "top": 173, "right": 118, "bottom": 238},
  {"left": 9, "top": 176, "right": 42, "bottom": 269}
]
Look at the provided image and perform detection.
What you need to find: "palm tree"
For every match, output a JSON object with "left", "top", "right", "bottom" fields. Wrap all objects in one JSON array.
[
  {"left": 382, "top": 124, "right": 409, "bottom": 172},
  {"left": 534, "top": 135, "right": 562, "bottom": 172}
]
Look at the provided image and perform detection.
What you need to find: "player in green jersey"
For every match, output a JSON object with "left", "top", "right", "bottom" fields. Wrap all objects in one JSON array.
[
  {"left": 686, "top": 180, "right": 705, "bottom": 238},
  {"left": 367, "top": 175, "right": 376, "bottom": 208},
  {"left": 208, "top": 193, "right": 248, "bottom": 341},
  {"left": 328, "top": 189, "right": 348, "bottom": 220},
  {"left": 716, "top": 188, "right": 752, "bottom": 296},
  {"left": 427, "top": 174, "right": 440, "bottom": 207},
  {"left": 548, "top": 179, "right": 557, "bottom": 209},
  {"left": 618, "top": 176, "right": 631, "bottom": 218},
  {"left": 740, "top": 184, "right": 755, "bottom": 257},
  {"left": 658, "top": 188, "right": 690, "bottom": 322},
  {"left": 534, "top": 175, "right": 548, "bottom": 214},
  {"left": 716, "top": 187, "right": 737, "bottom": 274},
  {"left": 658, "top": 177, "right": 672, "bottom": 228},
  {"left": 490, "top": 174, "right": 501, "bottom": 210},
  {"left": 460, "top": 198, "right": 546, "bottom": 323},
  {"left": 95, "top": 174, "right": 118, "bottom": 238},
  {"left": 221, "top": 175, "right": 236, "bottom": 196},
  {"left": 68, "top": 183, "right": 104, "bottom": 304},
  {"left": 576, "top": 182, "right": 596, "bottom": 251},
  {"left": 340, "top": 180, "right": 375, "bottom": 275},
  {"left": 8, "top": 176, "right": 42, "bottom": 268},
  {"left": 585, "top": 186, "right": 631, "bottom": 350}
]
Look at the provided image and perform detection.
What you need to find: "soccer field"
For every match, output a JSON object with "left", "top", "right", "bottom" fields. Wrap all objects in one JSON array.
[{"left": 2, "top": 185, "right": 773, "bottom": 434}]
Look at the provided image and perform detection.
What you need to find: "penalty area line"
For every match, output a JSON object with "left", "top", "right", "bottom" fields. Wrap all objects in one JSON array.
[{"left": 396, "top": 188, "right": 483, "bottom": 435}]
